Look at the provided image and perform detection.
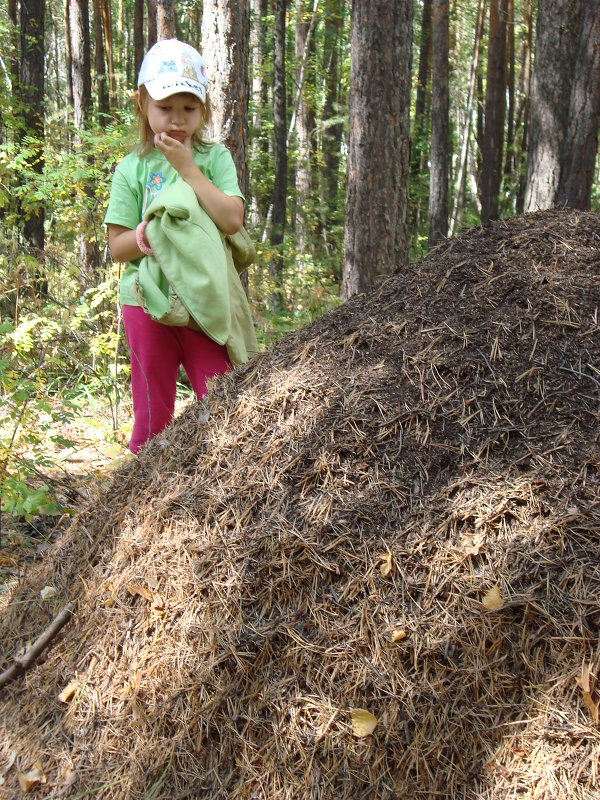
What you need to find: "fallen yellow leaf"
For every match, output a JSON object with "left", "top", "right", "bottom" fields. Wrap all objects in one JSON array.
[
  {"left": 576, "top": 662, "right": 599, "bottom": 724},
  {"left": 482, "top": 585, "right": 504, "bottom": 611},
  {"left": 379, "top": 553, "right": 392, "bottom": 577},
  {"left": 127, "top": 584, "right": 154, "bottom": 602},
  {"left": 351, "top": 708, "right": 378, "bottom": 738},
  {"left": 17, "top": 762, "right": 46, "bottom": 792},
  {"left": 391, "top": 629, "right": 407, "bottom": 642},
  {"left": 58, "top": 680, "right": 79, "bottom": 703}
]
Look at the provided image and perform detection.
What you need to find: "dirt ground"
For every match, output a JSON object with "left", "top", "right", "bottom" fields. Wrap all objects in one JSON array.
[{"left": 1, "top": 209, "right": 599, "bottom": 799}]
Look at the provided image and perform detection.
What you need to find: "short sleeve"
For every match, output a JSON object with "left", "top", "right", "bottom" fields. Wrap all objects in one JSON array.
[
  {"left": 104, "top": 164, "right": 143, "bottom": 229},
  {"left": 208, "top": 145, "right": 245, "bottom": 201}
]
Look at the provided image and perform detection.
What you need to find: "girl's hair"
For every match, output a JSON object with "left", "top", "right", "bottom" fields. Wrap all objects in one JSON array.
[{"left": 135, "top": 85, "right": 213, "bottom": 156}]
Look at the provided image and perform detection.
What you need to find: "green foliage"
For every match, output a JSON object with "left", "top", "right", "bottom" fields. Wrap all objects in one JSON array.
[{"left": 0, "top": 251, "right": 127, "bottom": 521}]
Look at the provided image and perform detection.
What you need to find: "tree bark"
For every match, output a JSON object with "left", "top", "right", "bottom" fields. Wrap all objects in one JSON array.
[
  {"left": 293, "top": 0, "right": 318, "bottom": 253},
  {"left": 320, "top": 0, "right": 345, "bottom": 259},
  {"left": 20, "top": 0, "right": 46, "bottom": 258},
  {"left": 147, "top": 0, "right": 157, "bottom": 50},
  {"left": 92, "top": 0, "right": 109, "bottom": 124},
  {"left": 556, "top": 0, "right": 600, "bottom": 210},
  {"left": 157, "top": 0, "right": 174, "bottom": 39},
  {"left": 134, "top": 0, "right": 145, "bottom": 80},
  {"left": 270, "top": 0, "right": 287, "bottom": 288},
  {"left": 201, "top": 0, "right": 251, "bottom": 202},
  {"left": 428, "top": 0, "right": 449, "bottom": 247},
  {"left": 480, "top": 0, "right": 507, "bottom": 223},
  {"left": 409, "top": 0, "right": 432, "bottom": 235},
  {"left": 342, "top": 0, "right": 413, "bottom": 300},
  {"left": 69, "top": 0, "right": 92, "bottom": 130},
  {"left": 449, "top": 0, "right": 486, "bottom": 236},
  {"left": 523, "top": 0, "right": 582, "bottom": 211},
  {"left": 249, "top": 0, "right": 269, "bottom": 229}
]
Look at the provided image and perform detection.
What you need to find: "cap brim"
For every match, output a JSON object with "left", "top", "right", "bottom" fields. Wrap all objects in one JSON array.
[{"left": 143, "top": 76, "right": 206, "bottom": 103}]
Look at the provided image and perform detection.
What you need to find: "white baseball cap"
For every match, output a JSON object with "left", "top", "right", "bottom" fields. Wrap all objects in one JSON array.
[{"left": 138, "top": 39, "right": 209, "bottom": 103}]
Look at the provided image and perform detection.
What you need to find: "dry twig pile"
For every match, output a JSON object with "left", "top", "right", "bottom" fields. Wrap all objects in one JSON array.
[{"left": 1, "top": 209, "right": 599, "bottom": 799}]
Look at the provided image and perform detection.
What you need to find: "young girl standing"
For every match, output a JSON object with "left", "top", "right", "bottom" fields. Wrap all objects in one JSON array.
[{"left": 105, "top": 39, "right": 256, "bottom": 454}]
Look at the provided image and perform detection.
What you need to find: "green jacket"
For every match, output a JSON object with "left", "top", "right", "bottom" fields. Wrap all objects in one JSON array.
[{"left": 131, "top": 179, "right": 259, "bottom": 366}]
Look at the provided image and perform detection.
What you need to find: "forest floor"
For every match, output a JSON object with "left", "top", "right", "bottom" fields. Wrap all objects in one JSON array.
[{"left": 1, "top": 208, "right": 599, "bottom": 799}]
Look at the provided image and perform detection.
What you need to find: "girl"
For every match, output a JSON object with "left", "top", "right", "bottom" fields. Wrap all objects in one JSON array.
[{"left": 105, "top": 39, "right": 255, "bottom": 454}]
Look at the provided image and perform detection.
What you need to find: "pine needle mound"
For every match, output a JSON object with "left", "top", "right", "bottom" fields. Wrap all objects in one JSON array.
[{"left": 2, "top": 209, "right": 600, "bottom": 799}]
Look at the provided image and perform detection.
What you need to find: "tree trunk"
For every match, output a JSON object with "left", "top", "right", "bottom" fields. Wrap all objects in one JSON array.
[
  {"left": 502, "top": 0, "right": 515, "bottom": 180},
  {"left": 64, "top": 0, "right": 74, "bottom": 113},
  {"left": 157, "top": 0, "right": 174, "bottom": 39},
  {"left": 147, "top": 0, "right": 157, "bottom": 49},
  {"left": 480, "top": 0, "right": 507, "bottom": 223},
  {"left": 428, "top": 0, "right": 449, "bottom": 247},
  {"left": 342, "top": 0, "right": 413, "bottom": 300},
  {"left": 249, "top": 0, "right": 269, "bottom": 229},
  {"left": 92, "top": 0, "right": 109, "bottom": 124},
  {"left": 20, "top": 0, "right": 46, "bottom": 260},
  {"left": 449, "top": 0, "right": 486, "bottom": 236},
  {"left": 293, "top": 0, "right": 318, "bottom": 253},
  {"left": 556, "top": 0, "right": 600, "bottom": 210},
  {"left": 201, "top": 0, "right": 251, "bottom": 202},
  {"left": 270, "top": 0, "right": 287, "bottom": 291},
  {"left": 320, "top": 0, "right": 344, "bottom": 260},
  {"left": 134, "top": 0, "right": 144, "bottom": 79},
  {"left": 409, "top": 0, "right": 432, "bottom": 236},
  {"left": 523, "top": 0, "right": 582, "bottom": 211},
  {"left": 101, "top": 0, "right": 115, "bottom": 105},
  {"left": 514, "top": 0, "right": 533, "bottom": 213},
  {"left": 69, "top": 0, "right": 92, "bottom": 130}
]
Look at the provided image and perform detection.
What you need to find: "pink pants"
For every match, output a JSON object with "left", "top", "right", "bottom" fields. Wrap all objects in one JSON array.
[{"left": 122, "top": 305, "right": 230, "bottom": 454}]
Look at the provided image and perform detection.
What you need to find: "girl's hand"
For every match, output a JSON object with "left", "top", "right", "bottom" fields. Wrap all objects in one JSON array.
[{"left": 154, "top": 131, "right": 195, "bottom": 176}]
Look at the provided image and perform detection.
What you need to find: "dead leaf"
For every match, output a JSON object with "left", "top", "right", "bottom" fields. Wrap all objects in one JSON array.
[
  {"left": 378, "top": 553, "right": 392, "bottom": 578},
  {"left": 127, "top": 584, "right": 154, "bottom": 602},
  {"left": 130, "top": 698, "right": 147, "bottom": 727},
  {"left": 351, "top": 708, "right": 378, "bottom": 738},
  {"left": 40, "top": 585, "right": 57, "bottom": 600},
  {"left": 576, "top": 662, "right": 599, "bottom": 724},
  {"left": 58, "top": 680, "right": 79, "bottom": 703},
  {"left": 17, "top": 762, "right": 46, "bottom": 792},
  {"left": 391, "top": 629, "right": 407, "bottom": 642},
  {"left": 482, "top": 585, "right": 504, "bottom": 611}
]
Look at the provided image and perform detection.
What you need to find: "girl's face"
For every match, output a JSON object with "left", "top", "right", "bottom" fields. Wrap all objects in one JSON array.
[{"left": 143, "top": 92, "right": 204, "bottom": 145}]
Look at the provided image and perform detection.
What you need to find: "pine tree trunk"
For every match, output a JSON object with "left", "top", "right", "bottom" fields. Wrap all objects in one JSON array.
[
  {"left": 92, "top": 0, "right": 109, "bottom": 124},
  {"left": 69, "top": 0, "right": 92, "bottom": 130},
  {"left": 293, "top": 0, "right": 317, "bottom": 253},
  {"left": 523, "top": 0, "right": 582, "bottom": 211},
  {"left": 410, "top": 0, "right": 432, "bottom": 236},
  {"left": 428, "top": 0, "right": 449, "bottom": 247},
  {"left": 270, "top": 0, "right": 287, "bottom": 291},
  {"left": 342, "top": 0, "right": 413, "bottom": 300},
  {"left": 20, "top": 0, "right": 46, "bottom": 261},
  {"left": 249, "top": 0, "right": 269, "bottom": 229},
  {"left": 480, "top": 0, "right": 507, "bottom": 223},
  {"left": 320, "top": 0, "right": 344, "bottom": 260},
  {"left": 514, "top": 0, "right": 533, "bottom": 213},
  {"left": 201, "top": 0, "right": 250, "bottom": 201},
  {"left": 556, "top": 0, "right": 600, "bottom": 210},
  {"left": 449, "top": 0, "right": 485, "bottom": 236},
  {"left": 134, "top": 0, "right": 144, "bottom": 79},
  {"left": 101, "top": 0, "right": 115, "bottom": 105},
  {"left": 157, "top": 0, "right": 174, "bottom": 39},
  {"left": 147, "top": 0, "right": 157, "bottom": 49}
]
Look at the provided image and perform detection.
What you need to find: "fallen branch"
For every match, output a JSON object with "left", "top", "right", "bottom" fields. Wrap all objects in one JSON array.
[{"left": 0, "top": 603, "right": 74, "bottom": 690}]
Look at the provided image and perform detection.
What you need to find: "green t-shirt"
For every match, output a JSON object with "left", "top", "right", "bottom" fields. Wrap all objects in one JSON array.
[{"left": 104, "top": 143, "right": 244, "bottom": 305}]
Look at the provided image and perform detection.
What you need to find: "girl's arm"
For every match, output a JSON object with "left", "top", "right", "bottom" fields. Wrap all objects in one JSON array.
[
  {"left": 108, "top": 225, "right": 144, "bottom": 263},
  {"left": 154, "top": 132, "right": 244, "bottom": 235}
]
